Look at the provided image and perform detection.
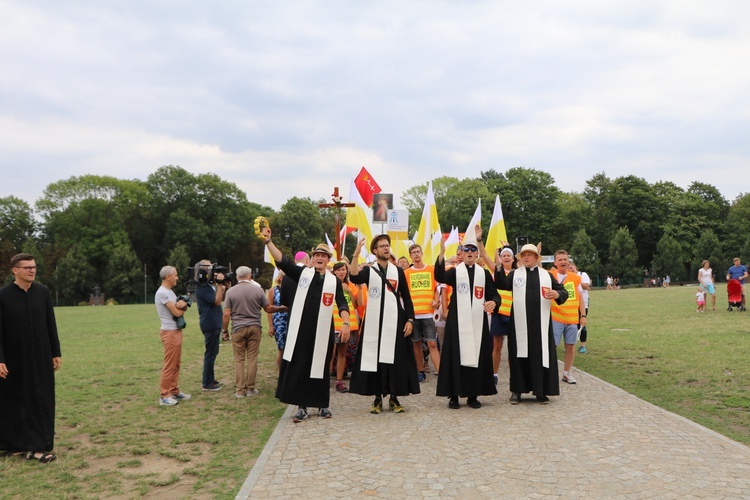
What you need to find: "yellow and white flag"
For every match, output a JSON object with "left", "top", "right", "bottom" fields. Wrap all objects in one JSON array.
[
  {"left": 264, "top": 245, "right": 276, "bottom": 267},
  {"left": 462, "top": 199, "right": 482, "bottom": 247},
  {"left": 485, "top": 195, "right": 508, "bottom": 258},
  {"left": 445, "top": 226, "right": 460, "bottom": 260},
  {"left": 415, "top": 180, "right": 440, "bottom": 264}
]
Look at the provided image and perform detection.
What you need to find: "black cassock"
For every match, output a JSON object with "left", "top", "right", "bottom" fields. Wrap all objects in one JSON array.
[
  {"left": 495, "top": 267, "right": 567, "bottom": 397},
  {"left": 349, "top": 264, "right": 420, "bottom": 397},
  {"left": 275, "top": 256, "right": 348, "bottom": 408},
  {"left": 435, "top": 262, "right": 499, "bottom": 398},
  {"left": 0, "top": 282, "right": 61, "bottom": 453}
]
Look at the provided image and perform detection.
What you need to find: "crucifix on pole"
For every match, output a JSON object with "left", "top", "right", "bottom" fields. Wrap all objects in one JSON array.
[{"left": 318, "top": 186, "right": 355, "bottom": 260}]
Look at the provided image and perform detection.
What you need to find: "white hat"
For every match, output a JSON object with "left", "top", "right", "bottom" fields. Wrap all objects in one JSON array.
[
  {"left": 461, "top": 225, "right": 479, "bottom": 248},
  {"left": 516, "top": 243, "right": 541, "bottom": 262}
]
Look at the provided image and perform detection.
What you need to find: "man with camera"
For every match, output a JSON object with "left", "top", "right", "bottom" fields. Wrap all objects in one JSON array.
[
  {"left": 155, "top": 266, "right": 191, "bottom": 406},
  {"left": 195, "top": 260, "right": 229, "bottom": 392}
]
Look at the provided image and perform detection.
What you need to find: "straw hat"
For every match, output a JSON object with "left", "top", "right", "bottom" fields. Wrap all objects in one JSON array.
[
  {"left": 516, "top": 243, "right": 541, "bottom": 263},
  {"left": 311, "top": 243, "right": 333, "bottom": 258}
]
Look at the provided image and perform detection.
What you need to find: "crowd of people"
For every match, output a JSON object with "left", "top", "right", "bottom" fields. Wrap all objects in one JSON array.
[{"left": 2, "top": 239, "right": 746, "bottom": 462}]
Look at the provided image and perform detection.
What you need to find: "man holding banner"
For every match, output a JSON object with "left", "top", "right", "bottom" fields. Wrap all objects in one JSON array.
[
  {"left": 262, "top": 227, "right": 350, "bottom": 423},
  {"left": 349, "top": 234, "right": 420, "bottom": 414}
]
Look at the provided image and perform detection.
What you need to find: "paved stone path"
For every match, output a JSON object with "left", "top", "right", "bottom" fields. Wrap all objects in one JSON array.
[{"left": 237, "top": 362, "right": 750, "bottom": 498}]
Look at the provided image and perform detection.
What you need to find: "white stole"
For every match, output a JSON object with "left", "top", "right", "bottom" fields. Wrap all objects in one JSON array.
[
  {"left": 512, "top": 266, "right": 552, "bottom": 368},
  {"left": 360, "top": 263, "right": 400, "bottom": 372},
  {"left": 455, "top": 263, "right": 486, "bottom": 367},
  {"left": 283, "top": 267, "right": 337, "bottom": 378}
]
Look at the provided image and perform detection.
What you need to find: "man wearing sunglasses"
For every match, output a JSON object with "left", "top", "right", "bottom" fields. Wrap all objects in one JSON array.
[{"left": 435, "top": 230, "right": 500, "bottom": 409}]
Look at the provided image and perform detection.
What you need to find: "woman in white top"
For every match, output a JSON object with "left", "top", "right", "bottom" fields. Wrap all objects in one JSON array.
[{"left": 697, "top": 260, "right": 716, "bottom": 311}]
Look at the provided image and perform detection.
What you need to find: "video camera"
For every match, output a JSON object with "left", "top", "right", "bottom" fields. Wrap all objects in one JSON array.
[
  {"left": 191, "top": 263, "right": 235, "bottom": 286},
  {"left": 174, "top": 294, "right": 192, "bottom": 330}
]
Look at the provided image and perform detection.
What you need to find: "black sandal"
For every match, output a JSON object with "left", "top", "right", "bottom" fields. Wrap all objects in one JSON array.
[{"left": 26, "top": 451, "right": 57, "bottom": 463}]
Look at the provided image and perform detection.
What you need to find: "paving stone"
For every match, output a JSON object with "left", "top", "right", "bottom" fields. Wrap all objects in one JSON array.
[{"left": 236, "top": 360, "right": 750, "bottom": 498}]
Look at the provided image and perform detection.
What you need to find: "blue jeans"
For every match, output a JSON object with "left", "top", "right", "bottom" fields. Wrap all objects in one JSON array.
[{"left": 202, "top": 329, "right": 221, "bottom": 388}]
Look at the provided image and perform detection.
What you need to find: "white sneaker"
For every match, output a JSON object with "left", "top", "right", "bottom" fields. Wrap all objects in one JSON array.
[
  {"left": 159, "top": 396, "right": 178, "bottom": 406},
  {"left": 562, "top": 373, "right": 577, "bottom": 384},
  {"left": 174, "top": 392, "right": 191, "bottom": 400},
  {"left": 246, "top": 389, "right": 259, "bottom": 397}
]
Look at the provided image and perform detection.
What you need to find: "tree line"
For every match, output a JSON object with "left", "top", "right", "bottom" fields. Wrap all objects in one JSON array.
[{"left": 1, "top": 165, "right": 748, "bottom": 305}]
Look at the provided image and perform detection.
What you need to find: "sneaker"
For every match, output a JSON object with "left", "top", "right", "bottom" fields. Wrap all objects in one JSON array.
[
  {"left": 537, "top": 395, "right": 550, "bottom": 404},
  {"left": 319, "top": 407, "right": 333, "bottom": 419},
  {"left": 202, "top": 382, "right": 222, "bottom": 392},
  {"left": 509, "top": 393, "right": 521, "bottom": 405},
  {"left": 159, "top": 396, "right": 178, "bottom": 406},
  {"left": 174, "top": 392, "right": 191, "bottom": 400},
  {"left": 370, "top": 397, "right": 382, "bottom": 414},
  {"left": 246, "top": 389, "right": 259, "bottom": 397},
  {"left": 578, "top": 346, "right": 587, "bottom": 354},
  {"left": 448, "top": 396, "right": 460, "bottom": 409},
  {"left": 562, "top": 373, "right": 577, "bottom": 384},
  {"left": 467, "top": 397, "right": 482, "bottom": 409},
  {"left": 235, "top": 392, "right": 246, "bottom": 399},
  {"left": 335, "top": 381, "right": 349, "bottom": 393},
  {"left": 418, "top": 372, "right": 426, "bottom": 383},
  {"left": 293, "top": 407, "right": 308, "bottom": 423},
  {"left": 389, "top": 397, "right": 405, "bottom": 413}
]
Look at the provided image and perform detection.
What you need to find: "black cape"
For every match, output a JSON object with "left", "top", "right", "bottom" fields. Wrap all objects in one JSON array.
[
  {"left": 435, "top": 261, "right": 499, "bottom": 398},
  {"left": 275, "top": 257, "right": 348, "bottom": 408},
  {"left": 0, "top": 282, "right": 61, "bottom": 452},
  {"left": 495, "top": 267, "right": 567, "bottom": 397},
  {"left": 349, "top": 264, "right": 420, "bottom": 397}
]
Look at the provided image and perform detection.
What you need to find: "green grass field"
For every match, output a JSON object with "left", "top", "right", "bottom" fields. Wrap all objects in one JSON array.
[{"left": 1, "top": 284, "right": 749, "bottom": 497}]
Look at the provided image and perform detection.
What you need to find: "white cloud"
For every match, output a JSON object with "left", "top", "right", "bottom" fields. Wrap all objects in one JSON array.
[{"left": 2, "top": 0, "right": 750, "bottom": 212}]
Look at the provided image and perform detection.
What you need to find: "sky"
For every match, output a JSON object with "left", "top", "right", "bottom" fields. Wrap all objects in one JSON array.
[{"left": 2, "top": 1, "right": 750, "bottom": 213}]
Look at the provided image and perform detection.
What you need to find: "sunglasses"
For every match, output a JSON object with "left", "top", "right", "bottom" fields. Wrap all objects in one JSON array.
[{"left": 462, "top": 246, "right": 478, "bottom": 252}]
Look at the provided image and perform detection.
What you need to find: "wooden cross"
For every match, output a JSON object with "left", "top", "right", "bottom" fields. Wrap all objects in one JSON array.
[{"left": 318, "top": 187, "right": 355, "bottom": 259}]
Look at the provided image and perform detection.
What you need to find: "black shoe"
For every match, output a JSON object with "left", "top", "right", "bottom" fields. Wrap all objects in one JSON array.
[
  {"left": 467, "top": 396, "right": 481, "bottom": 409},
  {"left": 537, "top": 395, "right": 550, "bottom": 405},
  {"left": 509, "top": 393, "right": 521, "bottom": 405},
  {"left": 448, "top": 396, "right": 460, "bottom": 409}
]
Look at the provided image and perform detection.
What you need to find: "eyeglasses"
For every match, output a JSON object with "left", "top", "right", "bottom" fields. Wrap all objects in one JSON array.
[
  {"left": 376, "top": 244, "right": 390, "bottom": 249},
  {"left": 463, "top": 246, "right": 478, "bottom": 253},
  {"left": 14, "top": 266, "right": 37, "bottom": 271}
]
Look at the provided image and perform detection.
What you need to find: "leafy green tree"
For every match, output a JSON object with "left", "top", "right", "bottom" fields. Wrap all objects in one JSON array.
[
  {"left": 725, "top": 193, "right": 750, "bottom": 257},
  {"left": 55, "top": 244, "right": 97, "bottom": 305},
  {"left": 35, "top": 175, "right": 148, "bottom": 295},
  {"left": 693, "top": 229, "right": 724, "bottom": 282},
  {"left": 549, "top": 192, "right": 594, "bottom": 253},
  {"left": 274, "top": 197, "right": 325, "bottom": 254},
  {"left": 105, "top": 242, "right": 143, "bottom": 303},
  {"left": 570, "top": 229, "right": 599, "bottom": 280},
  {"left": 583, "top": 172, "right": 616, "bottom": 266},
  {"left": 0, "top": 196, "right": 37, "bottom": 279},
  {"left": 609, "top": 175, "right": 659, "bottom": 269},
  {"left": 652, "top": 234, "right": 686, "bottom": 281},
  {"left": 481, "top": 167, "right": 561, "bottom": 245},
  {"left": 439, "top": 178, "right": 492, "bottom": 233},
  {"left": 400, "top": 176, "right": 459, "bottom": 236},
  {"left": 607, "top": 227, "right": 640, "bottom": 284},
  {"left": 166, "top": 243, "right": 191, "bottom": 284}
]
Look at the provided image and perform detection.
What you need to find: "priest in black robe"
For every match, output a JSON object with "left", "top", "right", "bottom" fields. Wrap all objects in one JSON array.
[
  {"left": 348, "top": 235, "right": 419, "bottom": 414},
  {"left": 0, "top": 253, "right": 61, "bottom": 462},
  {"left": 262, "top": 229, "right": 349, "bottom": 422},
  {"left": 435, "top": 235, "right": 499, "bottom": 409},
  {"left": 494, "top": 244, "right": 568, "bottom": 404}
]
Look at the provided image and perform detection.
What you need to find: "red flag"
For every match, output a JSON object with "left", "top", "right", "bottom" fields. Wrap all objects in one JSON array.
[{"left": 353, "top": 166, "right": 381, "bottom": 207}]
